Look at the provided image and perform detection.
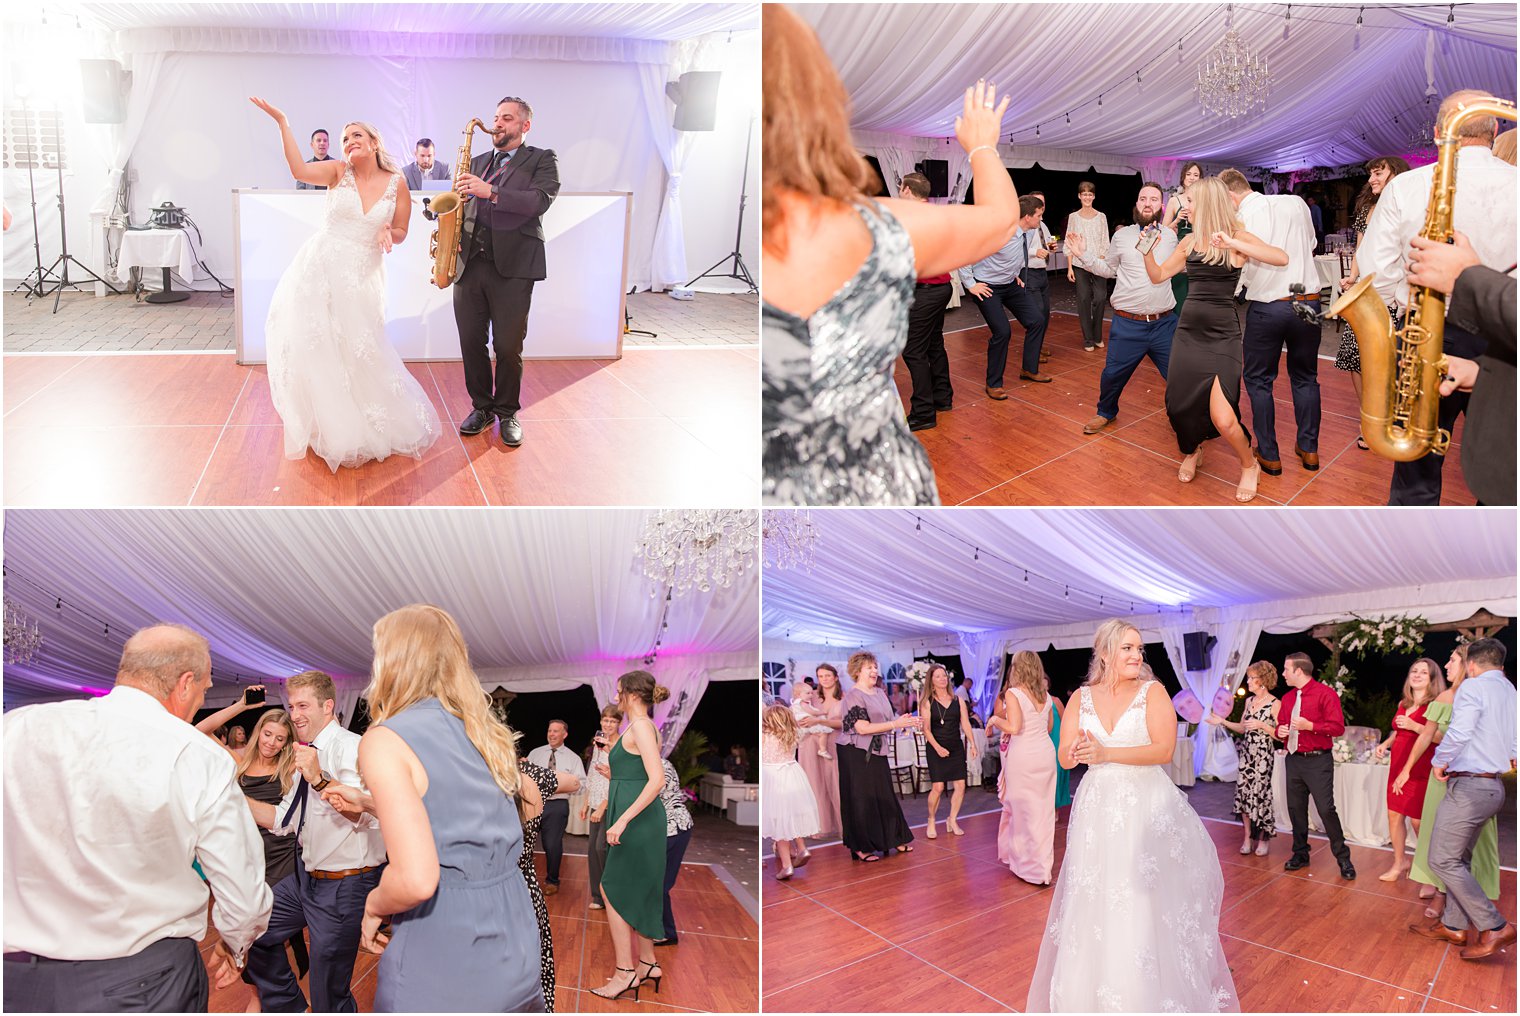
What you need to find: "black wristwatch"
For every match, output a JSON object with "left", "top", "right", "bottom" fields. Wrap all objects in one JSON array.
[{"left": 313, "top": 771, "right": 333, "bottom": 792}]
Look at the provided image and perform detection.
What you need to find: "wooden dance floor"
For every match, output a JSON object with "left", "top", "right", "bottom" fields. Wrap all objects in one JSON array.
[
  {"left": 762, "top": 809, "right": 1514, "bottom": 1013},
  {"left": 2, "top": 348, "right": 759, "bottom": 506},
  {"left": 203, "top": 854, "right": 758, "bottom": 1013},
  {"left": 896, "top": 314, "right": 1477, "bottom": 506}
]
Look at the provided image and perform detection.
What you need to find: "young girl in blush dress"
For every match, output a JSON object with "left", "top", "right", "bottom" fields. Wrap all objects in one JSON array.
[{"left": 761, "top": 705, "right": 820, "bottom": 880}]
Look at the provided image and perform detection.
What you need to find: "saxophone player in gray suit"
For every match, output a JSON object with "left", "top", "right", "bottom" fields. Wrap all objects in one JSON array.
[{"left": 450, "top": 96, "right": 561, "bottom": 448}]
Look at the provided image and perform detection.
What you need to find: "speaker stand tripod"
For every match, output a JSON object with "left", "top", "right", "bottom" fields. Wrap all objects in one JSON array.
[{"left": 685, "top": 116, "right": 757, "bottom": 294}]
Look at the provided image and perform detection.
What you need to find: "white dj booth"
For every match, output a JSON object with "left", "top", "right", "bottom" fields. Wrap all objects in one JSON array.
[{"left": 232, "top": 190, "right": 632, "bottom": 364}]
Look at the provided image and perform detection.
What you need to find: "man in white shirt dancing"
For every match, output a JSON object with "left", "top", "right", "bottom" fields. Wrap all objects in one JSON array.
[
  {"left": 526, "top": 719, "right": 588, "bottom": 895},
  {"left": 1219, "top": 168, "right": 1323, "bottom": 477},
  {"left": 3, "top": 624, "right": 272, "bottom": 1011},
  {"left": 244, "top": 670, "right": 386, "bottom": 1013},
  {"left": 1064, "top": 181, "right": 1179, "bottom": 434},
  {"left": 1357, "top": 89, "right": 1518, "bottom": 505}
]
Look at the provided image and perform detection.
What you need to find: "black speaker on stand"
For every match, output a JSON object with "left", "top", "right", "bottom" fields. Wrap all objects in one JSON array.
[
  {"left": 669, "top": 70, "right": 757, "bottom": 295},
  {"left": 1183, "top": 631, "right": 1217, "bottom": 672}
]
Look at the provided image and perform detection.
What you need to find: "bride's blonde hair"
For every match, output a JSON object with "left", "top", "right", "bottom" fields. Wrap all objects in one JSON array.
[
  {"left": 366, "top": 604, "right": 520, "bottom": 798},
  {"left": 342, "top": 121, "right": 401, "bottom": 175},
  {"left": 1189, "top": 177, "right": 1244, "bottom": 267},
  {"left": 1085, "top": 619, "right": 1143, "bottom": 689}
]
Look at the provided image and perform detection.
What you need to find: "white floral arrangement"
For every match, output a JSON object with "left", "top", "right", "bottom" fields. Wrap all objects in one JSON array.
[
  {"left": 1337, "top": 614, "right": 1428, "bottom": 658},
  {"left": 1331, "top": 737, "right": 1354, "bottom": 764},
  {"left": 905, "top": 660, "right": 954, "bottom": 695}
]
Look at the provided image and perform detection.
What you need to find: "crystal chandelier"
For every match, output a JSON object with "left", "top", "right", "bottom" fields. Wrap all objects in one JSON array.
[
  {"left": 1196, "top": 5, "right": 1269, "bottom": 119},
  {"left": 636, "top": 510, "right": 757, "bottom": 596},
  {"left": 4, "top": 596, "right": 43, "bottom": 666},
  {"left": 762, "top": 510, "right": 817, "bottom": 572}
]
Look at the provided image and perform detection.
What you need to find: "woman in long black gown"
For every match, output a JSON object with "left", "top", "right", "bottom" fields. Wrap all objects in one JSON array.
[{"left": 1145, "top": 176, "right": 1287, "bottom": 503}]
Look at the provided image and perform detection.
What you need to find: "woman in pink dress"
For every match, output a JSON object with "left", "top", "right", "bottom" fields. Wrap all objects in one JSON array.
[
  {"left": 795, "top": 663, "right": 844, "bottom": 839},
  {"left": 991, "top": 651, "right": 1056, "bottom": 884}
]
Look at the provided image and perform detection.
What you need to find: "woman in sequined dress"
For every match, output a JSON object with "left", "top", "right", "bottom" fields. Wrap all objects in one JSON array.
[{"left": 760, "top": 6, "right": 1020, "bottom": 505}]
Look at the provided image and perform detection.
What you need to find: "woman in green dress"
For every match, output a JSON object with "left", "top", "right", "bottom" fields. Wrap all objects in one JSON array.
[
  {"left": 1045, "top": 676, "right": 1072, "bottom": 809},
  {"left": 1161, "top": 162, "right": 1202, "bottom": 309},
  {"left": 590, "top": 670, "right": 669, "bottom": 1002},
  {"left": 1396, "top": 645, "right": 1501, "bottom": 918}
]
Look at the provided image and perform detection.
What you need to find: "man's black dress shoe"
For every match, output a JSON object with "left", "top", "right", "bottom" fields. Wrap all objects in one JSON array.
[
  {"left": 500, "top": 415, "right": 524, "bottom": 447},
  {"left": 1339, "top": 861, "right": 1357, "bottom": 880},
  {"left": 1284, "top": 856, "right": 1310, "bottom": 871},
  {"left": 459, "top": 408, "right": 493, "bottom": 435}
]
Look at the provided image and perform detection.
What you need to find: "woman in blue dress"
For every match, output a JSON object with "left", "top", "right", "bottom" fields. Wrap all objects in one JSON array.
[{"left": 326, "top": 604, "right": 546, "bottom": 1012}]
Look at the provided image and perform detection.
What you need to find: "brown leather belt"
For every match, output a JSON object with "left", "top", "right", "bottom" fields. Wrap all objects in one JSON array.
[
  {"left": 1277, "top": 293, "right": 1320, "bottom": 302},
  {"left": 310, "top": 865, "right": 380, "bottom": 880},
  {"left": 1113, "top": 308, "right": 1174, "bottom": 322},
  {"left": 1447, "top": 771, "right": 1502, "bottom": 779}
]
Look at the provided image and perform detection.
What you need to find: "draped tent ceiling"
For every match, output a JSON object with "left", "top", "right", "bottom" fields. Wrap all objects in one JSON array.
[
  {"left": 762, "top": 508, "right": 1518, "bottom": 650},
  {"left": 2, "top": 510, "right": 758, "bottom": 711},
  {"left": 797, "top": 2, "right": 1518, "bottom": 175}
]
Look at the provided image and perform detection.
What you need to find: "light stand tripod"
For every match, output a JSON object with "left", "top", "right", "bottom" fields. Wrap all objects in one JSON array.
[
  {"left": 685, "top": 114, "right": 757, "bottom": 294},
  {"left": 31, "top": 105, "right": 120, "bottom": 313},
  {"left": 9, "top": 101, "right": 62, "bottom": 299}
]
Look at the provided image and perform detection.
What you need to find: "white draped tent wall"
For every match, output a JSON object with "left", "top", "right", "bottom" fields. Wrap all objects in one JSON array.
[
  {"left": 1, "top": 4, "right": 759, "bottom": 293},
  {"left": 762, "top": 508, "right": 1517, "bottom": 777},
  {"left": 795, "top": 3, "right": 1517, "bottom": 189},
  {"left": 1, "top": 510, "right": 759, "bottom": 756}
]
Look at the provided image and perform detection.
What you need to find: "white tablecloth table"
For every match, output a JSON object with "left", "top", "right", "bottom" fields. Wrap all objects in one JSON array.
[
  {"left": 118, "top": 228, "right": 195, "bottom": 303},
  {"left": 1314, "top": 254, "right": 1344, "bottom": 296},
  {"left": 699, "top": 772, "right": 757, "bottom": 811},
  {"left": 966, "top": 728, "right": 988, "bottom": 786},
  {"left": 565, "top": 789, "right": 590, "bottom": 836},
  {"left": 1169, "top": 738, "right": 1196, "bottom": 787},
  {"left": 1271, "top": 755, "right": 1407, "bottom": 847}
]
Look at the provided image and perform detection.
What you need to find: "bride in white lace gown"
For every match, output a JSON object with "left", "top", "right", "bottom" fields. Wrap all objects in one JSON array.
[
  {"left": 1027, "top": 619, "right": 1239, "bottom": 1013},
  {"left": 251, "top": 97, "right": 442, "bottom": 471}
]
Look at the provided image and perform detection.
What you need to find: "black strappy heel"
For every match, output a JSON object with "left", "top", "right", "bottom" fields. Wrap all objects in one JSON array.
[
  {"left": 638, "top": 959, "right": 663, "bottom": 995},
  {"left": 591, "top": 967, "right": 639, "bottom": 1001}
]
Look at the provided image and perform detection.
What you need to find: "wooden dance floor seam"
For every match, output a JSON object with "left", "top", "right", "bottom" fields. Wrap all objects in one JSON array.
[
  {"left": 761, "top": 810, "right": 1514, "bottom": 1013},
  {"left": 202, "top": 854, "right": 757, "bottom": 1013},
  {"left": 2, "top": 348, "right": 760, "bottom": 506},
  {"left": 897, "top": 315, "right": 1476, "bottom": 506}
]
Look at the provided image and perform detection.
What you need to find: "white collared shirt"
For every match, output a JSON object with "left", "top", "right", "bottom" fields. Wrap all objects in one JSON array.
[
  {"left": 271, "top": 718, "right": 386, "bottom": 872},
  {"left": 1234, "top": 191, "right": 1320, "bottom": 302},
  {"left": 525, "top": 742, "right": 587, "bottom": 801},
  {"left": 1357, "top": 145, "right": 1518, "bottom": 312},
  {"left": 3, "top": 686, "right": 272, "bottom": 962},
  {"left": 1076, "top": 224, "right": 1178, "bottom": 315}
]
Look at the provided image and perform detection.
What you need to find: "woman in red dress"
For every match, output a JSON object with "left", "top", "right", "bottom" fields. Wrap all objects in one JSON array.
[{"left": 1373, "top": 658, "right": 1445, "bottom": 881}]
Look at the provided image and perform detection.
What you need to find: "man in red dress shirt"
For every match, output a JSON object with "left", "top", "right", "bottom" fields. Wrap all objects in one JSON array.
[{"left": 1273, "top": 653, "right": 1357, "bottom": 879}]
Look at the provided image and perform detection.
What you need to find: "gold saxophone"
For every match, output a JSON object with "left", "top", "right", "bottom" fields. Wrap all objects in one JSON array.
[
  {"left": 1326, "top": 96, "right": 1517, "bottom": 461},
  {"left": 427, "top": 117, "right": 489, "bottom": 289}
]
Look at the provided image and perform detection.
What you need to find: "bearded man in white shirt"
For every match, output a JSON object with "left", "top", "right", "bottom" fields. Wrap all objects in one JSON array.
[
  {"left": 1218, "top": 168, "right": 1324, "bottom": 478},
  {"left": 1356, "top": 88, "right": 1518, "bottom": 505},
  {"left": 244, "top": 670, "right": 386, "bottom": 1013},
  {"left": 3, "top": 624, "right": 272, "bottom": 1012}
]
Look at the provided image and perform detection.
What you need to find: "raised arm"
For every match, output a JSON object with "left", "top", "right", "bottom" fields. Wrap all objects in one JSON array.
[
  {"left": 1146, "top": 232, "right": 1192, "bottom": 283},
  {"left": 879, "top": 80, "right": 1018, "bottom": 279},
  {"left": 195, "top": 685, "right": 265, "bottom": 737},
  {"left": 1218, "top": 228, "right": 1287, "bottom": 267},
  {"left": 249, "top": 97, "right": 344, "bottom": 188}
]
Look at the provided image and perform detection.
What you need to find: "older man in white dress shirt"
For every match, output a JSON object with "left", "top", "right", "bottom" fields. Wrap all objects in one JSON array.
[
  {"left": 526, "top": 719, "right": 588, "bottom": 894},
  {"left": 1357, "top": 88, "right": 1518, "bottom": 505},
  {"left": 3, "top": 624, "right": 272, "bottom": 1012},
  {"left": 1219, "top": 168, "right": 1324, "bottom": 477},
  {"left": 244, "top": 670, "right": 386, "bottom": 1013}
]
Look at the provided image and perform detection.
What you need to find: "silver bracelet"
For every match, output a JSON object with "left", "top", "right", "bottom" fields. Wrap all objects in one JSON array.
[{"left": 968, "top": 145, "right": 999, "bottom": 160}]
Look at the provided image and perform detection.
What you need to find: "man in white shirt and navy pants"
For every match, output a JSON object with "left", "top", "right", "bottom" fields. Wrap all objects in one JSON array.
[
  {"left": 3, "top": 624, "right": 273, "bottom": 1011},
  {"left": 1357, "top": 89, "right": 1518, "bottom": 505},
  {"left": 1220, "top": 168, "right": 1324, "bottom": 477},
  {"left": 527, "top": 719, "right": 587, "bottom": 894},
  {"left": 245, "top": 670, "right": 386, "bottom": 1013}
]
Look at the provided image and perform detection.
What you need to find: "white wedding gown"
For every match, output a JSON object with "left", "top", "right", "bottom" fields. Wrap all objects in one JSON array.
[
  {"left": 265, "top": 164, "right": 442, "bottom": 471},
  {"left": 1027, "top": 680, "right": 1239, "bottom": 1013}
]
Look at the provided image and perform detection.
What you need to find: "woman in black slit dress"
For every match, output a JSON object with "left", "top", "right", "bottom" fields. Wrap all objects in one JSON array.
[
  {"left": 920, "top": 665, "right": 977, "bottom": 839},
  {"left": 1145, "top": 176, "right": 1288, "bottom": 503}
]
